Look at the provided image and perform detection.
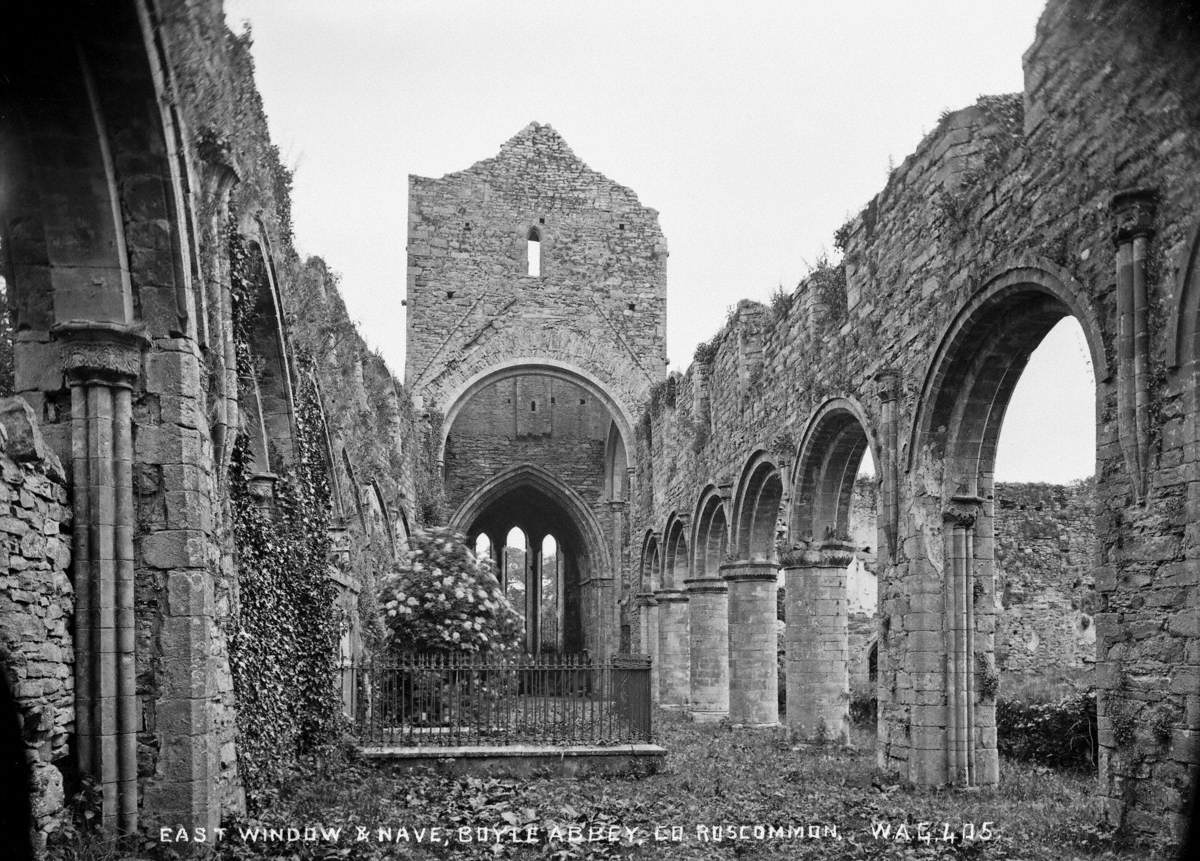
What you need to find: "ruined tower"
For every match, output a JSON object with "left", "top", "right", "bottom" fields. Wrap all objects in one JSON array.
[{"left": 405, "top": 122, "right": 667, "bottom": 657}]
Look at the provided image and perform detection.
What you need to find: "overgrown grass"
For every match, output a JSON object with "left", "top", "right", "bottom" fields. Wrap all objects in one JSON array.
[{"left": 50, "top": 712, "right": 1168, "bottom": 861}]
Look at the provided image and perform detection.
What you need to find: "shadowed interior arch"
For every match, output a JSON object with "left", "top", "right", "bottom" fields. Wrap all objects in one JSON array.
[
  {"left": 792, "top": 403, "right": 874, "bottom": 541},
  {"left": 640, "top": 533, "right": 661, "bottom": 592},
  {"left": 663, "top": 516, "right": 689, "bottom": 589},
  {"left": 692, "top": 488, "right": 729, "bottom": 576},
  {"left": 733, "top": 454, "right": 784, "bottom": 561}
]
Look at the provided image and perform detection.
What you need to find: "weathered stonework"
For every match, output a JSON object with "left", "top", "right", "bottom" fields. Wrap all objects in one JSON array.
[
  {"left": 0, "top": 0, "right": 1196, "bottom": 854},
  {"left": 629, "top": 0, "right": 1200, "bottom": 846},
  {"left": 0, "top": 398, "right": 73, "bottom": 851}
]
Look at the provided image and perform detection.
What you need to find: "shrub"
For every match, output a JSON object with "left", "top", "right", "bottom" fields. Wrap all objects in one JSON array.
[
  {"left": 377, "top": 527, "right": 523, "bottom": 654},
  {"left": 849, "top": 691, "right": 877, "bottom": 727},
  {"left": 996, "top": 689, "right": 1097, "bottom": 770}
]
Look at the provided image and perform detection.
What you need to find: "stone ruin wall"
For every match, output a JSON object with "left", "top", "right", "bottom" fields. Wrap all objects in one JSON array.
[
  {"left": 994, "top": 480, "right": 1097, "bottom": 681},
  {"left": 405, "top": 122, "right": 668, "bottom": 426},
  {"left": 0, "top": 400, "right": 73, "bottom": 848},
  {"left": 632, "top": 0, "right": 1200, "bottom": 841},
  {"left": 845, "top": 478, "right": 1098, "bottom": 689},
  {"left": 3, "top": 0, "right": 426, "bottom": 838}
]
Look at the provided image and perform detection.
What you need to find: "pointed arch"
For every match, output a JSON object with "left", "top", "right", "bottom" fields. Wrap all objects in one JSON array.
[
  {"left": 448, "top": 462, "right": 613, "bottom": 581},
  {"left": 437, "top": 359, "right": 636, "bottom": 466},
  {"left": 1167, "top": 219, "right": 1200, "bottom": 369},
  {"left": 907, "top": 261, "right": 1109, "bottom": 492}
]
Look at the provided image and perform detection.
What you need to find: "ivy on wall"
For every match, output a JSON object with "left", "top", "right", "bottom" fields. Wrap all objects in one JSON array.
[{"left": 226, "top": 223, "right": 341, "bottom": 805}]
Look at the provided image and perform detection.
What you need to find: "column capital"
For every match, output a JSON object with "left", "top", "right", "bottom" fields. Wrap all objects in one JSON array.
[
  {"left": 943, "top": 495, "right": 985, "bottom": 528},
  {"left": 653, "top": 588, "right": 689, "bottom": 603},
  {"left": 875, "top": 367, "right": 901, "bottom": 403},
  {"left": 52, "top": 320, "right": 149, "bottom": 386},
  {"left": 1110, "top": 187, "right": 1157, "bottom": 244},
  {"left": 719, "top": 559, "right": 780, "bottom": 582},
  {"left": 635, "top": 591, "right": 658, "bottom": 607},
  {"left": 818, "top": 539, "right": 857, "bottom": 568},
  {"left": 683, "top": 576, "right": 728, "bottom": 594},
  {"left": 779, "top": 542, "right": 821, "bottom": 569}
]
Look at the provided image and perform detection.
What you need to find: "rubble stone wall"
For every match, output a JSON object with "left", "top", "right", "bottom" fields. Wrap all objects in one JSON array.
[{"left": 0, "top": 399, "right": 73, "bottom": 849}]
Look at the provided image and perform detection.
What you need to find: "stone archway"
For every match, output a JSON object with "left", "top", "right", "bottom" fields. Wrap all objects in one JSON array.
[
  {"left": 901, "top": 263, "right": 1108, "bottom": 788},
  {"left": 450, "top": 464, "right": 613, "bottom": 656},
  {"left": 724, "top": 451, "right": 785, "bottom": 726},
  {"left": 686, "top": 486, "right": 731, "bottom": 721},
  {"left": 783, "top": 398, "right": 879, "bottom": 742}
]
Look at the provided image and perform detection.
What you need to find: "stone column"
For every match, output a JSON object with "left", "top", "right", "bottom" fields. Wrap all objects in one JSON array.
[
  {"left": 684, "top": 575, "right": 729, "bottom": 721},
  {"left": 874, "top": 368, "right": 901, "bottom": 562},
  {"left": 722, "top": 560, "right": 779, "bottom": 726},
  {"left": 940, "top": 496, "right": 997, "bottom": 786},
  {"left": 654, "top": 588, "right": 690, "bottom": 708},
  {"left": 636, "top": 592, "right": 660, "bottom": 702},
  {"left": 55, "top": 321, "right": 147, "bottom": 833},
  {"left": 781, "top": 541, "right": 853, "bottom": 742},
  {"left": 1111, "top": 189, "right": 1156, "bottom": 504},
  {"left": 527, "top": 532, "right": 542, "bottom": 653}
]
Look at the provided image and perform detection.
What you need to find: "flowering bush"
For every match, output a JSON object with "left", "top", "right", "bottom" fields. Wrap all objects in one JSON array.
[{"left": 377, "top": 527, "right": 523, "bottom": 654}]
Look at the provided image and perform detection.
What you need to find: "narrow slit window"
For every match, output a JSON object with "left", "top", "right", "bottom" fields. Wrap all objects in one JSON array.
[{"left": 526, "top": 228, "right": 541, "bottom": 277}]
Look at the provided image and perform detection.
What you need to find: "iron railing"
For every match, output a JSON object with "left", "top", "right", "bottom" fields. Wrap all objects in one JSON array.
[{"left": 344, "top": 652, "right": 653, "bottom": 746}]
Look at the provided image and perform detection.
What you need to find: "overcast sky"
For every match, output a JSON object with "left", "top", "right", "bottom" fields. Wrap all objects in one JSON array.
[{"left": 222, "top": 0, "right": 1094, "bottom": 482}]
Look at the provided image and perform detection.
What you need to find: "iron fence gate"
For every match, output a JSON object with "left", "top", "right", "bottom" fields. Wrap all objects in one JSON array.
[{"left": 344, "top": 652, "right": 653, "bottom": 746}]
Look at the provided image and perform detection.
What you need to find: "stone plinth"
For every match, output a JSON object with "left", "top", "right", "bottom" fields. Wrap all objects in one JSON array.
[
  {"left": 684, "top": 577, "right": 729, "bottom": 721},
  {"left": 654, "top": 590, "right": 690, "bottom": 708},
  {"left": 722, "top": 561, "right": 779, "bottom": 726},
  {"left": 782, "top": 542, "right": 852, "bottom": 742}
]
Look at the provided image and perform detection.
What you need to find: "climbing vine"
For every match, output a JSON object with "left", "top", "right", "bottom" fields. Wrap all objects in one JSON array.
[{"left": 226, "top": 222, "right": 341, "bottom": 806}]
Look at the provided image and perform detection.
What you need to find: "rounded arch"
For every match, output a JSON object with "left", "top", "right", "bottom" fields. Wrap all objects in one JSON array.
[
  {"left": 907, "top": 262, "right": 1108, "bottom": 494},
  {"left": 662, "top": 513, "right": 690, "bottom": 590},
  {"left": 639, "top": 530, "right": 662, "bottom": 592},
  {"left": 449, "top": 462, "right": 613, "bottom": 580},
  {"left": 691, "top": 484, "right": 730, "bottom": 577},
  {"left": 731, "top": 450, "right": 785, "bottom": 561},
  {"left": 790, "top": 397, "right": 881, "bottom": 542},
  {"left": 437, "top": 359, "right": 636, "bottom": 466}
]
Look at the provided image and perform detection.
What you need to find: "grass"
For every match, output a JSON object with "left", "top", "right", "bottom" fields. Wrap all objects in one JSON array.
[{"left": 50, "top": 711, "right": 1170, "bottom": 861}]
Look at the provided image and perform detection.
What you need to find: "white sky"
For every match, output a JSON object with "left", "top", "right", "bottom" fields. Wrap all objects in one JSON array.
[{"left": 222, "top": 0, "right": 1094, "bottom": 482}]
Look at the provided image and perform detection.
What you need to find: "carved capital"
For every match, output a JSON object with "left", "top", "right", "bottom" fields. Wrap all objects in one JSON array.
[
  {"left": 634, "top": 591, "right": 658, "bottom": 607},
  {"left": 1110, "top": 188, "right": 1157, "bottom": 244},
  {"left": 875, "top": 367, "right": 901, "bottom": 403},
  {"left": 819, "top": 539, "right": 857, "bottom": 568},
  {"left": 779, "top": 541, "right": 818, "bottom": 568},
  {"left": 942, "top": 495, "right": 984, "bottom": 529},
  {"left": 52, "top": 321, "right": 148, "bottom": 386},
  {"left": 770, "top": 430, "right": 796, "bottom": 465}
]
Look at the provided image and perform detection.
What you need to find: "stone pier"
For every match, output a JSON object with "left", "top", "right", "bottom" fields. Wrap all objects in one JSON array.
[
  {"left": 655, "top": 589, "right": 690, "bottom": 708},
  {"left": 782, "top": 541, "right": 853, "bottom": 742},
  {"left": 684, "top": 576, "right": 729, "bottom": 721},
  {"left": 722, "top": 561, "right": 779, "bottom": 726}
]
